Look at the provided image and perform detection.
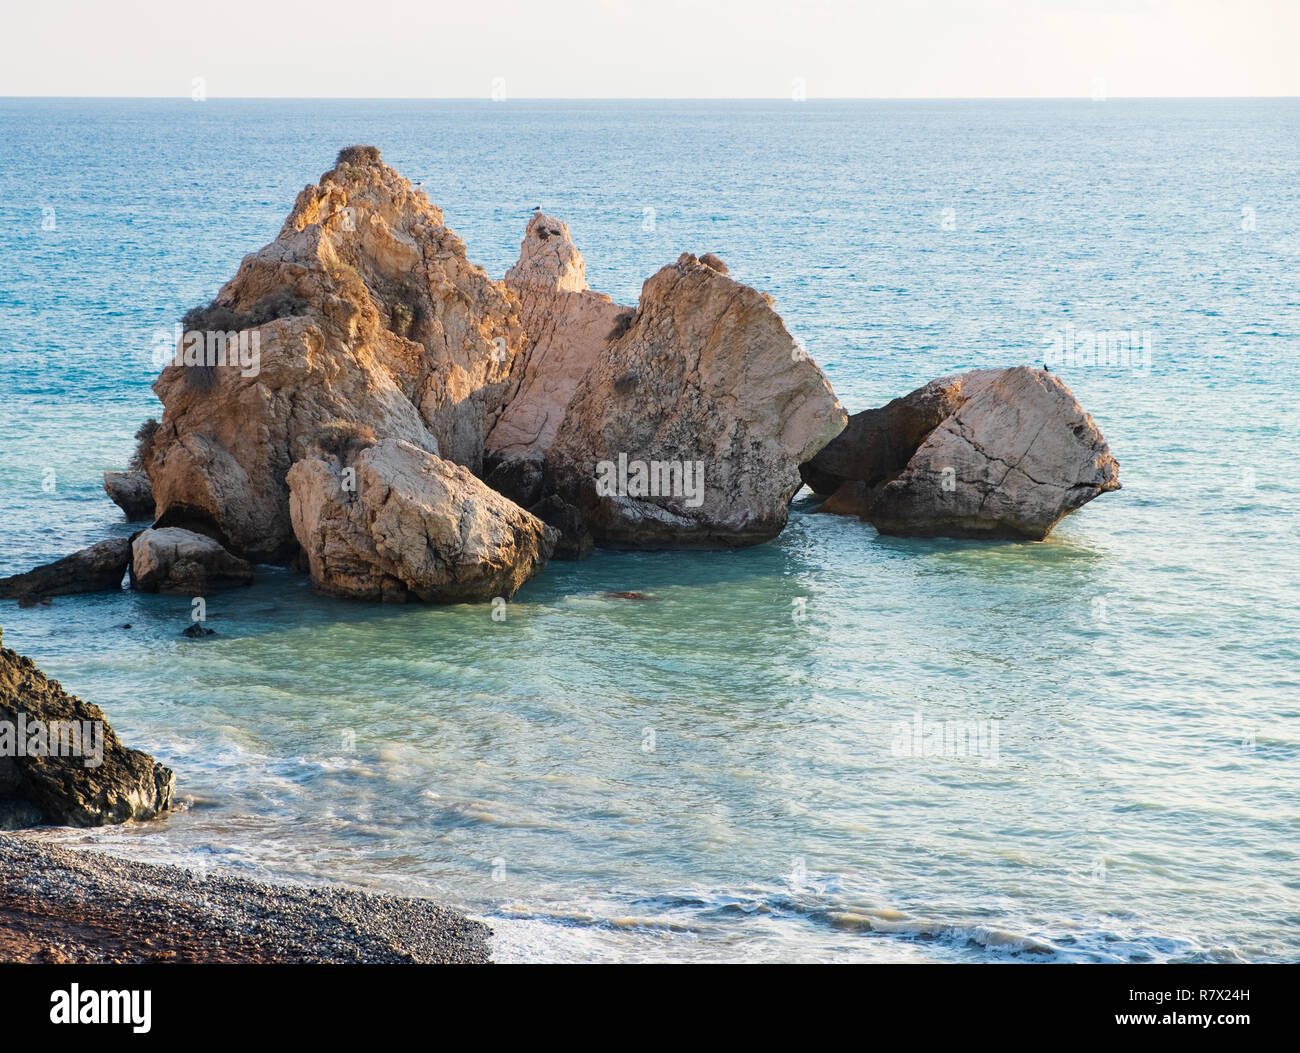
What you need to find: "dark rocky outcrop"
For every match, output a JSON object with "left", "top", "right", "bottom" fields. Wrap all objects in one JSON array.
[
  {"left": 0, "top": 539, "right": 132, "bottom": 601},
  {"left": 800, "top": 375, "right": 972, "bottom": 497},
  {"left": 0, "top": 628, "right": 175, "bottom": 829}
]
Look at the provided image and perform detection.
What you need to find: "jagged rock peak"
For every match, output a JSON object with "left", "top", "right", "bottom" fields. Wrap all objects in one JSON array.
[
  {"left": 145, "top": 147, "right": 527, "bottom": 563},
  {"left": 505, "top": 212, "right": 589, "bottom": 293}
]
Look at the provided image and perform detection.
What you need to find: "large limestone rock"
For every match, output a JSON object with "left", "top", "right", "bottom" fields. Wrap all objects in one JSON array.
[
  {"left": 0, "top": 628, "right": 175, "bottom": 829},
  {"left": 542, "top": 252, "right": 846, "bottom": 548},
  {"left": 808, "top": 367, "right": 1120, "bottom": 540},
  {"left": 0, "top": 539, "right": 132, "bottom": 601},
  {"left": 146, "top": 146, "right": 526, "bottom": 562},
  {"left": 141, "top": 153, "right": 844, "bottom": 577},
  {"left": 129, "top": 527, "right": 254, "bottom": 593},
  {"left": 484, "top": 215, "right": 846, "bottom": 551},
  {"left": 483, "top": 214, "right": 628, "bottom": 557},
  {"left": 287, "top": 437, "right": 556, "bottom": 603},
  {"left": 103, "top": 471, "right": 155, "bottom": 521}
]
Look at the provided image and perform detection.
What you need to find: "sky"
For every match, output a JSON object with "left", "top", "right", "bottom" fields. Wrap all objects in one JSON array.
[{"left": 1, "top": 0, "right": 1297, "bottom": 98}]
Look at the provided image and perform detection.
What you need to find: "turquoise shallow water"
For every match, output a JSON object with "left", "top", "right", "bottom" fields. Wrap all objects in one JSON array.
[{"left": 1, "top": 99, "right": 1298, "bottom": 961}]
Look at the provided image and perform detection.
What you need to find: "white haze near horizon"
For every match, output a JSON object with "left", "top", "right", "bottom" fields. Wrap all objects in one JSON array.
[{"left": 1, "top": 0, "right": 1297, "bottom": 99}]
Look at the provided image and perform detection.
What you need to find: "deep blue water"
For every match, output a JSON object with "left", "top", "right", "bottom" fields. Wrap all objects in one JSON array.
[{"left": 1, "top": 99, "right": 1298, "bottom": 961}]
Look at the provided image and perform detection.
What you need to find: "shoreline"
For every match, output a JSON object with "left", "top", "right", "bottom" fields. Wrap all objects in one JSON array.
[{"left": 0, "top": 833, "right": 490, "bottom": 964}]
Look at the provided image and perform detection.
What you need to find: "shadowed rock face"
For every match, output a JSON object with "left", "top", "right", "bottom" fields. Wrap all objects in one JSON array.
[
  {"left": 0, "top": 539, "right": 131, "bottom": 601},
  {"left": 287, "top": 437, "right": 556, "bottom": 603},
  {"left": 146, "top": 149, "right": 526, "bottom": 563},
  {"left": 486, "top": 215, "right": 846, "bottom": 552},
  {"left": 807, "top": 367, "right": 1120, "bottom": 540},
  {"left": 800, "top": 375, "right": 976, "bottom": 496},
  {"left": 0, "top": 629, "right": 174, "bottom": 830}
]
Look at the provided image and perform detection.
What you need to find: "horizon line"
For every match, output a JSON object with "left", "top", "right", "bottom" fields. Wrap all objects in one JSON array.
[{"left": 3, "top": 94, "right": 1298, "bottom": 102}]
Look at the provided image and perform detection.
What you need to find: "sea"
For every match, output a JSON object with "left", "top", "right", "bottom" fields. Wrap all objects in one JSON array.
[{"left": 1, "top": 98, "right": 1297, "bottom": 962}]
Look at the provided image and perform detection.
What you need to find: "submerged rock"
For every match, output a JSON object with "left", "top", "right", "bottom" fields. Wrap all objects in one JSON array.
[
  {"left": 102, "top": 470, "right": 155, "bottom": 521},
  {"left": 0, "top": 628, "right": 174, "bottom": 829},
  {"left": 0, "top": 538, "right": 132, "bottom": 601},
  {"left": 129, "top": 527, "right": 254, "bottom": 593},
  {"left": 806, "top": 367, "right": 1120, "bottom": 540},
  {"left": 145, "top": 146, "right": 526, "bottom": 563},
  {"left": 287, "top": 437, "right": 556, "bottom": 603}
]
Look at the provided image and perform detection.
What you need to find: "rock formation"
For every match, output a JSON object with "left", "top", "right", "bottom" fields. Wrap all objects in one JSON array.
[
  {"left": 486, "top": 217, "right": 846, "bottom": 550},
  {"left": 804, "top": 367, "right": 1120, "bottom": 540},
  {"left": 103, "top": 419, "right": 160, "bottom": 521},
  {"left": 102, "top": 471, "right": 155, "bottom": 521},
  {"left": 483, "top": 213, "right": 628, "bottom": 556},
  {"left": 59, "top": 148, "right": 1116, "bottom": 605},
  {"left": 287, "top": 437, "right": 555, "bottom": 602},
  {"left": 0, "top": 539, "right": 131, "bottom": 601},
  {"left": 138, "top": 154, "right": 844, "bottom": 585},
  {"left": 543, "top": 253, "right": 845, "bottom": 547},
  {"left": 129, "top": 528, "right": 254, "bottom": 593},
  {"left": 0, "top": 628, "right": 174, "bottom": 829},
  {"left": 145, "top": 146, "right": 526, "bottom": 564}
]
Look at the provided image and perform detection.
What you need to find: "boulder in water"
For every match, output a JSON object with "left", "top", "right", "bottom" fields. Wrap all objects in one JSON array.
[
  {"left": 102, "top": 470, "right": 155, "bottom": 521},
  {"left": 287, "top": 437, "right": 556, "bottom": 603},
  {"left": 486, "top": 220, "right": 847, "bottom": 551},
  {"left": 0, "top": 539, "right": 132, "bottom": 601},
  {"left": 129, "top": 527, "right": 254, "bottom": 593},
  {"left": 805, "top": 367, "right": 1120, "bottom": 540}
]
